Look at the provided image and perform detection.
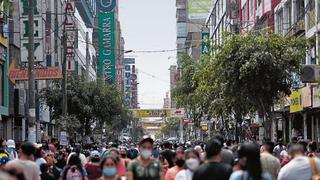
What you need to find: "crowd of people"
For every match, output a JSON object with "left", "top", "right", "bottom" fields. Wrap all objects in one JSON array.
[{"left": 0, "top": 136, "right": 318, "bottom": 180}]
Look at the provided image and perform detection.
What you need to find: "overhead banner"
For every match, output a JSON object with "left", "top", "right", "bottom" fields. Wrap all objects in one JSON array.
[
  {"left": 133, "top": 109, "right": 171, "bottom": 118},
  {"left": 290, "top": 89, "right": 303, "bottom": 113},
  {"left": 188, "top": 0, "right": 212, "bottom": 19},
  {"left": 97, "top": 0, "right": 116, "bottom": 83}
]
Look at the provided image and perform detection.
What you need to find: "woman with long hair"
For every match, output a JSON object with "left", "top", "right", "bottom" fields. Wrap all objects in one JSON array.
[
  {"left": 230, "top": 142, "right": 271, "bottom": 180},
  {"left": 59, "top": 154, "right": 89, "bottom": 180}
]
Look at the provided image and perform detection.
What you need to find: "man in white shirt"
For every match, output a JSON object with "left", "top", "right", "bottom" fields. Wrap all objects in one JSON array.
[{"left": 278, "top": 143, "right": 320, "bottom": 180}]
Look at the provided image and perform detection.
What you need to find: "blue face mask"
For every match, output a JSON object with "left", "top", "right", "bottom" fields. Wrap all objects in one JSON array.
[{"left": 103, "top": 167, "right": 117, "bottom": 177}]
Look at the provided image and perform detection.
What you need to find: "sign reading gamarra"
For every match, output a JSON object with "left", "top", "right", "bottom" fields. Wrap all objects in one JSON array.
[{"left": 97, "top": 0, "right": 116, "bottom": 83}]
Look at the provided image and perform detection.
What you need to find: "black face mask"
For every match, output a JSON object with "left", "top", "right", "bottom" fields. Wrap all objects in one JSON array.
[
  {"left": 120, "top": 154, "right": 126, "bottom": 158},
  {"left": 175, "top": 159, "right": 185, "bottom": 167}
]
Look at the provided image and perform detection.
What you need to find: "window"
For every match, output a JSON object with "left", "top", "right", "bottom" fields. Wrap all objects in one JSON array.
[
  {"left": 242, "top": 3, "right": 247, "bottom": 28},
  {"left": 307, "top": 0, "right": 315, "bottom": 30},
  {"left": 277, "top": 10, "right": 283, "bottom": 34},
  {"left": 297, "top": 0, "right": 305, "bottom": 21}
]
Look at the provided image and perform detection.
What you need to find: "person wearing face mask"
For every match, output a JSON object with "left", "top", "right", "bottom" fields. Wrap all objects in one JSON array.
[
  {"left": 109, "top": 149, "right": 127, "bottom": 177},
  {"left": 193, "top": 138, "right": 232, "bottom": 180},
  {"left": 174, "top": 149, "right": 200, "bottom": 180},
  {"left": 99, "top": 156, "right": 124, "bottom": 180},
  {"left": 165, "top": 148, "right": 185, "bottom": 180},
  {"left": 119, "top": 147, "right": 131, "bottom": 168},
  {"left": 5, "top": 140, "right": 18, "bottom": 160},
  {"left": 127, "top": 135, "right": 163, "bottom": 180}
]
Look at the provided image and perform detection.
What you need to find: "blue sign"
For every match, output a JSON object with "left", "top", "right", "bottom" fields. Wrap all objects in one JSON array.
[{"left": 97, "top": 0, "right": 117, "bottom": 12}]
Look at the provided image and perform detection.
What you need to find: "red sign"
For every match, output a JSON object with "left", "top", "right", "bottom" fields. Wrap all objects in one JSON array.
[{"left": 7, "top": 61, "right": 63, "bottom": 84}]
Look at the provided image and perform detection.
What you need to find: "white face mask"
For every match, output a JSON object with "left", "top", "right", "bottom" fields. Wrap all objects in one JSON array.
[
  {"left": 185, "top": 158, "right": 200, "bottom": 171},
  {"left": 140, "top": 149, "right": 152, "bottom": 159}
]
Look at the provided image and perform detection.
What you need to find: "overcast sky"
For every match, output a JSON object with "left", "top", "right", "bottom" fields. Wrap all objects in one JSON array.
[{"left": 119, "top": 0, "right": 177, "bottom": 109}]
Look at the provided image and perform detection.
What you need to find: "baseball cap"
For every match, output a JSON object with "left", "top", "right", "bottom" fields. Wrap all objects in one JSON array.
[
  {"left": 90, "top": 150, "right": 100, "bottom": 158},
  {"left": 139, "top": 135, "right": 154, "bottom": 145},
  {"left": 6, "top": 140, "right": 15, "bottom": 149}
]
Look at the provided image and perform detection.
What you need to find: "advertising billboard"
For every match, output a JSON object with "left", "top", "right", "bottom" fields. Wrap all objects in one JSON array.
[
  {"left": 97, "top": 0, "right": 116, "bottom": 83},
  {"left": 290, "top": 89, "right": 303, "bottom": 113},
  {"left": 188, "top": 0, "right": 212, "bottom": 19}
]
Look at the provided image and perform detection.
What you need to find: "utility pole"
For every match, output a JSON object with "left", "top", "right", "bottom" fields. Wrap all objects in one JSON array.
[
  {"left": 62, "top": 2, "right": 67, "bottom": 117},
  {"left": 28, "top": 0, "right": 36, "bottom": 143}
]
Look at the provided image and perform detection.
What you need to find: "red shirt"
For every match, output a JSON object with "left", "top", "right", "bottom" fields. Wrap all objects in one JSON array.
[{"left": 85, "top": 163, "right": 101, "bottom": 180}]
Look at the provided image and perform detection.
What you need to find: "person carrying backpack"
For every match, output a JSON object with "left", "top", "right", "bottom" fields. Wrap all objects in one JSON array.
[{"left": 59, "top": 154, "right": 89, "bottom": 180}]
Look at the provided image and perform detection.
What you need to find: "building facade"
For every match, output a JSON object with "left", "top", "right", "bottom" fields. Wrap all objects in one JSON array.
[{"left": 274, "top": 0, "right": 320, "bottom": 142}]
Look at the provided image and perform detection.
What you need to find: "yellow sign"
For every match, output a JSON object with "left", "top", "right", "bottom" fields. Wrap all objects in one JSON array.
[
  {"left": 133, "top": 109, "right": 171, "bottom": 118},
  {"left": 290, "top": 89, "right": 303, "bottom": 113}
]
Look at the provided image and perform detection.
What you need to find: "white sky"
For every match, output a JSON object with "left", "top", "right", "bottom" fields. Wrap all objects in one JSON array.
[{"left": 119, "top": 0, "right": 177, "bottom": 109}]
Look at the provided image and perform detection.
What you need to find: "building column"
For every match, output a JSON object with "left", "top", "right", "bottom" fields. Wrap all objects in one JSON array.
[
  {"left": 311, "top": 115, "right": 315, "bottom": 140},
  {"left": 303, "top": 113, "right": 307, "bottom": 140},
  {"left": 316, "top": 115, "right": 320, "bottom": 142},
  {"left": 315, "top": 0, "right": 320, "bottom": 64},
  {"left": 289, "top": 115, "right": 292, "bottom": 141},
  {"left": 292, "top": 0, "right": 297, "bottom": 24},
  {"left": 305, "top": 0, "right": 310, "bottom": 32}
]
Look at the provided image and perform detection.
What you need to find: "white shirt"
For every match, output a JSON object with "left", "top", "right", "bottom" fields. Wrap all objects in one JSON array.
[
  {"left": 35, "top": 157, "right": 47, "bottom": 175},
  {"left": 278, "top": 156, "right": 320, "bottom": 180},
  {"left": 174, "top": 169, "right": 194, "bottom": 180}
]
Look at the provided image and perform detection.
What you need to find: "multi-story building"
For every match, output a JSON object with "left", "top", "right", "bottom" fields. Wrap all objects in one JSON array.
[
  {"left": 176, "top": 0, "right": 188, "bottom": 58},
  {"left": 163, "top": 92, "right": 171, "bottom": 109},
  {"left": 205, "top": 0, "right": 240, "bottom": 52},
  {"left": 274, "top": 0, "right": 320, "bottom": 142},
  {"left": 169, "top": 65, "right": 179, "bottom": 108},
  {"left": 240, "top": 0, "right": 281, "bottom": 32}
]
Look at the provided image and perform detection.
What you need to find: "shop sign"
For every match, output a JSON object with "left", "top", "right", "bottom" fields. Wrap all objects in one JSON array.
[
  {"left": 290, "top": 89, "right": 303, "bottom": 113},
  {"left": 133, "top": 109, "right": 171, "bottom": 118},
  {"left": 302, "top": 87, "right": 311, "bottom": 108},
  {"left": 7, "top": 61, "right": 62, "bottom": 83},
  {"left": 313, "top": 86, "right": 320, "bottom": 108}
]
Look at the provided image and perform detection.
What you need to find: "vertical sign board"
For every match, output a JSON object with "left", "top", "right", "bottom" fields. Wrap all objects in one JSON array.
[
  {"left": 97, "top": 0, "right": 116, "bottom": 83},
  {"left": 201, "top": 32, "right": 209, "bottom": 54},
  {"left": 19, "top": 0, "right": 44, "bottom": 62},
  {"left": 65, "top": 0, "right": 76, "bottom": 71},
  {"left": 124, "top": 64, "right": 131, "bottom": 107}
]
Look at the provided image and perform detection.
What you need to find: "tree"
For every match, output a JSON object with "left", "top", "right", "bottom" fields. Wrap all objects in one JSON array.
[
  {"left": 200, "top": 31, "right": 306, "bottom": 139},
  {"left": 173, "top": 54, "right": 204, "bottom": 138},
  {"left": 160, "top": 117, "right": 180, "bottom": 138},
  {"left": 39, "top": 76, "right": 128, "bottom": 142},
  {"left": 175, "top": 31, "right": 307, "bottom": 140}
]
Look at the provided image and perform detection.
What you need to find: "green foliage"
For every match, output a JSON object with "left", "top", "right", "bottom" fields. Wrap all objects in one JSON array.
[
  {"left": 160, "top": 117, "right": 180, "bottom": 137},
  {"left": 39, "top": 76, "right": 128, "bottom": 140},
  {"left": 173, "top": 31, "right": 307, "bottom": 136}
]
